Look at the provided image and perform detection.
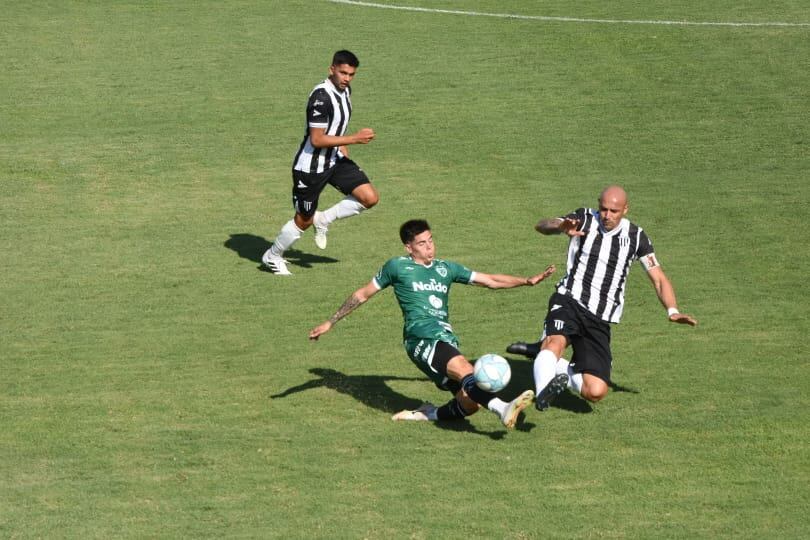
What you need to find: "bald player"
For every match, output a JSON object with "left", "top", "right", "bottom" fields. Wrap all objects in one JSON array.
[{"left": 506, "top": 186, "right": 697, "bottom": 410}]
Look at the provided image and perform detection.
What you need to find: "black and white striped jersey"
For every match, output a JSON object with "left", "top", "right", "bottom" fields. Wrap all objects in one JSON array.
[
  {"left": 292, "top": 78, "right": 352, "bottom": 174},
  {"left": 555, "top": 208, "right": 658, "bottom": 324}
]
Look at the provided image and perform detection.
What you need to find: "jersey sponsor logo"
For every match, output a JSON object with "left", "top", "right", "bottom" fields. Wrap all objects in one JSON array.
[
  {"left": 619, "top": 236, "right": 630, "bottom": 247},
  {"left": 428, "top": 295, "right": 443, "bottom": 309},
  {"left": 435, "top": 266, "right": 447, "bottom": 278},
  {"left": 412, "top": 279, "right": 448, "bottom": 293}
]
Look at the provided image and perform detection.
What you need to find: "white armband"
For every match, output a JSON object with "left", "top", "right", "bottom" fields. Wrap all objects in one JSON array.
[{"left": 640, "top": 253, "right": 660, "bottom": 271}]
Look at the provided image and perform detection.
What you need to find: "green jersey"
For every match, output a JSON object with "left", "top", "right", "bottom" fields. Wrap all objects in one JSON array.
[{"left": 373, "top": 256, "right": 475, "bottom": 342}]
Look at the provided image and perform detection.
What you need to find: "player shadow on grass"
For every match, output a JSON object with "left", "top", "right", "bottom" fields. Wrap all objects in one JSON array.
[
  {"left": 271, "top": 368, "right": 518, "bottom": 439},
  {"left": 224, "top": 233, "right": 339, "bottom": 270},
  {"left": 508, "top": 357, "right": 640, "bottom": 414}
]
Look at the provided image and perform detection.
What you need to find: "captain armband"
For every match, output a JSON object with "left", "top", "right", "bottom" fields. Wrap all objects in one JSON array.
[{"left": 640, "top": 253, "right": 661, "bottom": 271}]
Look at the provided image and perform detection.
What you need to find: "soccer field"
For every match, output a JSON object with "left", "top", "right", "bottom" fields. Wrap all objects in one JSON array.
[{"left": 2, "top": 1, "right": 808, "bottom": 537}]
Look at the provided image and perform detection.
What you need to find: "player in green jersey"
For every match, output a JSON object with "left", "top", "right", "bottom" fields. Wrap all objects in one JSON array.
[{"left": 309, "top": 219, "right": 555, "bottom": 429}]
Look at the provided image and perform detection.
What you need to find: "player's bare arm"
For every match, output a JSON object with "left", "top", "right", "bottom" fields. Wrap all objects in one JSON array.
[
  {"left": 309, "top": 282, "right": 379, "bottom": 340},
  {"left": 535, "top": 217, "right": 584, "bottom": 237},
  {"left": 473, "top": 265, "right": 555, "bottom": 289},
  {"left": 309, "top": 127, "right": 375, "bottom": 149},
  {"left": 646, "top": 266, "right": 698, "bottom": 327}
]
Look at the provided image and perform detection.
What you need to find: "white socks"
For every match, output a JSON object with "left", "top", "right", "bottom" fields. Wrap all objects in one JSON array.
[
  {"left": 533, "top": 349, "right": 558, "bottom": 395},
  {"left": 316, "top": 195, "right": 366, "bottom": 227},
  {"left": 269, "top": 219, "right": 304, "bottom": 257},
  {"left": 535, "top": 350, "right": 585, "bottom": 396},
  {"left": 556, "top": 358, "right": 583, "bottom": 394},
  {"left": 487, "top": 397, "right": 508, "bottom": 418},
  {"left": 269, "top": 196, "right": 367, "bottom": 258}
]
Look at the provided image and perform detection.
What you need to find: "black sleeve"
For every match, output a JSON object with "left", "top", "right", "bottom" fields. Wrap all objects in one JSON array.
[{"left": 306, "top": 88, "right": 331, "bottom": 127}]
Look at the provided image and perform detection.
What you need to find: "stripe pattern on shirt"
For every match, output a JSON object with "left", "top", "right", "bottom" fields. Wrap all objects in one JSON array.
[
  {"left": 292, "top": 78, "right": 352, "bottom": 174},
  {"left": 556, "top": 208, "right": 654, "bottom": 323}
]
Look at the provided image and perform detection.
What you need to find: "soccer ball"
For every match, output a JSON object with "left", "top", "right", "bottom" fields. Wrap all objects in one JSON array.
[{"left": 473, "top": 353, "right": 512, "bottom": 392}]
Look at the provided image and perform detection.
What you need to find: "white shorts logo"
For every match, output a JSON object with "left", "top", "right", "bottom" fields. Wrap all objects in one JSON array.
[{"left": 554, "top": 319, "right": 564, "bottom": 331}]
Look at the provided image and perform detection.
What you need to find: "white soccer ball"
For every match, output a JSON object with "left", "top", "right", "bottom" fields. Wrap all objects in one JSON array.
[{"left": 473, "top": 353, "right": 512, "bottom": 393}]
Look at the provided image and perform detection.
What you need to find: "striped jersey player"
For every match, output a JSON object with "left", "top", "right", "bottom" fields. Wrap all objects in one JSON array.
[
  {"left": 262, "top": 50, "right": 379, "bottom": 275},
  {"left": 506, "top": 186, "right": 698, "bottom": 410}
]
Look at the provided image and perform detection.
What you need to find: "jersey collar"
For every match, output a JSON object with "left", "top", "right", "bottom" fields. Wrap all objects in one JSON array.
[
  {"left": 324, "top": 77, "right": 348, "bottom": 96},
  {"left": 409, "top": 256, "right": 434, "bottom": 268}
]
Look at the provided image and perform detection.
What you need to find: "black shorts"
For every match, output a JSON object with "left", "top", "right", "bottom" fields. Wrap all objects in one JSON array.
[
  {"left": 542, "top": 292, "right": 613, "bottom": 382},
  {"left": 291, "top": 158, "right": 370, "bottom": 217}
]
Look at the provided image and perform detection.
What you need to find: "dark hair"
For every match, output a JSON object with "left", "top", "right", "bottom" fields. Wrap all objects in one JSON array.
[
  {"left": 332, "top": 50, "right": 359, "bottom": 67},
  {"left": 400, "top": 219, "right": 431, "bottom": 244}
]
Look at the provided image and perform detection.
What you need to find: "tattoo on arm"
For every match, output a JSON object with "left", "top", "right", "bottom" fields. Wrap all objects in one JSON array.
[
  {"left": 536, "top": 218, "right": 563, "bottom": 234},
  {"left": 328, "top": 294, "right": 362, "bottom": 325}
]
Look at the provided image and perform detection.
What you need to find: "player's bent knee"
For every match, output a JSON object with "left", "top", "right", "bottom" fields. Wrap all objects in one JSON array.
[
  {"left": 581, "top": 376, "right": 609, "bottom": 402},
  {"left": 361, "top": 193, "right": 379, "bottom": 208},
  {"left": 456, "top": 391, "right": 480, "bottom": 415},
  {"left": 446, "top": 355, "right": 473, "bottom": 380},
  {"left": 583, "top": 389, "right": 607, "bottom": 402},
  {"left": 294, "top": 214, "right": 314, "bottom": 230},
  {"left": 353, "top": 184, "right": 379, "bottom": 208}
]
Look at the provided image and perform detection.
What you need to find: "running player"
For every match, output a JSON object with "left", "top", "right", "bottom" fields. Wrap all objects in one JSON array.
[{"left": 263, "top": 50, "right": 377, "bottom": 275}]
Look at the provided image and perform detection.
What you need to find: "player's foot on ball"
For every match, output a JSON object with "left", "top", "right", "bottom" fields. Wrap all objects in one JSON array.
[
  {"left": 391, "top": 403, "right": 436, "bottom": 422},
  {"left": 501, "top": 390, "right": 534, "bottom": 429},
  {"left": 506, "top": 341, "right": 541, "bottom": 358},
  {"left": 313, "top": 212, "right": 329, "bottom": 250},
  {"left": 535, "top": 373, "right": 569, "bottom": 411},
  {"left": 261, "top": 249, "right": 292, "bottom": 275}
]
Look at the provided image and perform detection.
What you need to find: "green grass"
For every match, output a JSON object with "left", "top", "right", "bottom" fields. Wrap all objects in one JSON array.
[{"left": 2, "top": 1, "right": 808, "bottom": 538}]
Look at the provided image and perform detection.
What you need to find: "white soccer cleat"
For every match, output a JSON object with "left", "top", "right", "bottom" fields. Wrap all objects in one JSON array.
[
  {"left": 391, "top": 403, "right": 436, "bottom": 422},
  {"left": 261, "top": 249, "right": 292, "bottom": 275},
  {"left": 313, "top": 212, "right": 329, "bottom": 250},
  {"left": 501, "top": 390, "right": 534, "bottom": 429}
]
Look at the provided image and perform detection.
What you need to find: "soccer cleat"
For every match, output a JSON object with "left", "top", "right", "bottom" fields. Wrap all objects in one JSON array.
[
  {"left": 261, "top": 249, "right": 292, "bottom": 275},
  {"left": 535, "top": 373, "right": 569, "bottom": 411},
  {"left": 391, "top": 403, "right": 436, "bottom": 422},
  {"left": 506, "top": 341, "right": 541, "bottom": 358},
  {"left": 500, "top": 390, "right": 534, "bottom": 429},
  {"left": 313, "top": 212, "right": 329, "bottom": 250}
]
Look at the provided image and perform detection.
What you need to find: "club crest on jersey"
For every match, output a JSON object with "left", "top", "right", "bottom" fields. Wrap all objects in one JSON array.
[
  {"left": 429, "top": 295, "right": 443, "bottom": 309},
  {"left": 435, "top": 265, "right": 447, "bottom": 278}
]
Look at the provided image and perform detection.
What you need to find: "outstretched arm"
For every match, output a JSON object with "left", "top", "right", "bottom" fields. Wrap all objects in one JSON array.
[
  {"left": 472, "top": 265, "right": 556, "bottom": 289},
  {"left": 646, "top": 266, "right": 698, "bottom": 326},
  {"left": 309, "top": 281, "right": 380, "bottom": 340},
  {"left": 536, "top": 217, "right": 584, "bottom": 237}
]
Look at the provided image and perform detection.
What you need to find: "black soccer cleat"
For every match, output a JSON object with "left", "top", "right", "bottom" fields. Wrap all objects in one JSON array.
[
  {"left": 535, "top": 373, "right": 569, "bottom": 411},
  {"left": 506, "top": 341, "right": 541, "bottom": 358}
]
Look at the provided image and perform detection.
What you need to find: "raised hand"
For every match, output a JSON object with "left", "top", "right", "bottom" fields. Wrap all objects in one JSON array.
[{"left": 527, "top": 264, "right": 556, "bottom": 285}]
